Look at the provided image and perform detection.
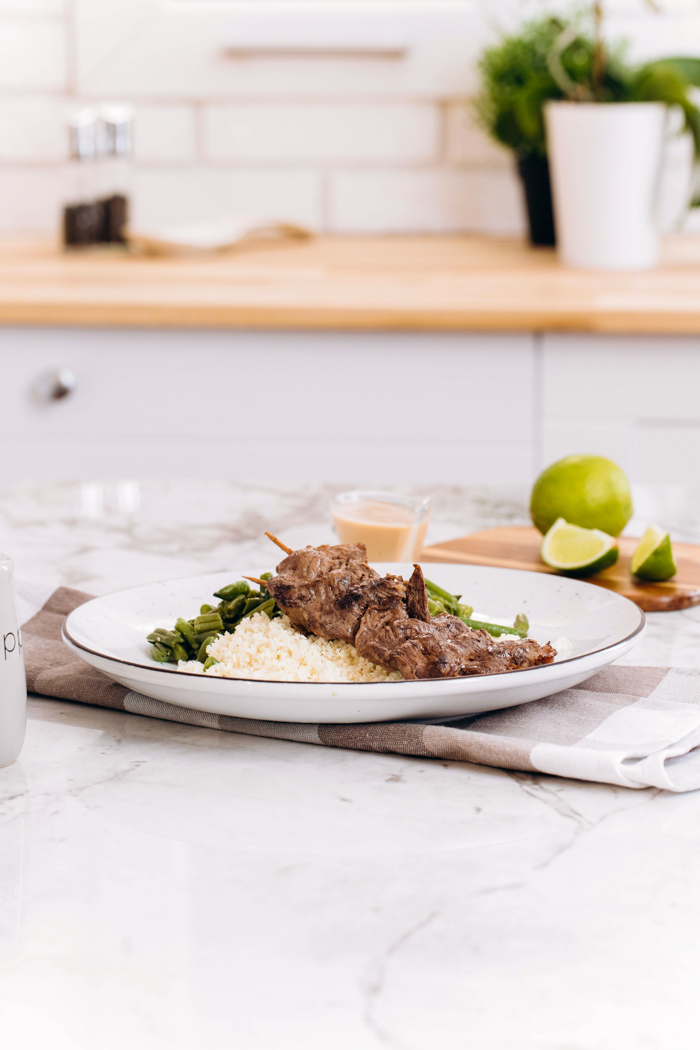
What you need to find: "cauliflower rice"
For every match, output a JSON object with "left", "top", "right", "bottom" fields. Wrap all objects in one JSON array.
[{"left": 178, "top": 611, "right": 403, "bottom": 683}]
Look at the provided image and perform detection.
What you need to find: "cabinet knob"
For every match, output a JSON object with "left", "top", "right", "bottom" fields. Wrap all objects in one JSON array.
[{"left": 36, "top": 368, "right": 77, "bottom": 402}]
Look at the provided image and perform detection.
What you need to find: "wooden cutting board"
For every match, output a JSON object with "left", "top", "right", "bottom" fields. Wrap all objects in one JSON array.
[{"left": 421, "top": 526, "right": 700, "bottom": 612}]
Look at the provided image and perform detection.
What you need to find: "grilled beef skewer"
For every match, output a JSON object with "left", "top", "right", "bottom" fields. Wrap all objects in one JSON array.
[
  {"left": 405, "top": 563, "right": 431, "bottom": 623},
  {"left": 265, "top": 542, "right": 556, "bottom": 680}
]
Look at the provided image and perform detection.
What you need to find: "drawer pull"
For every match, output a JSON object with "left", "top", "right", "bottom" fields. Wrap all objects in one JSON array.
[
  {"left": 36, "top": 369, "right": 77, "bottom": 402},
  {"left": 222, "top": 46, "right": 408, "bottom": 61}
]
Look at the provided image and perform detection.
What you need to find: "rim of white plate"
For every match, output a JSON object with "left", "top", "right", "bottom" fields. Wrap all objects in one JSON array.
[{"left": 62, "top": 567, "right": 646, "bottom": 687}]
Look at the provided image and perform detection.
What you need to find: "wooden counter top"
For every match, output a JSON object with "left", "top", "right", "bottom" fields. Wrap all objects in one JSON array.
[{"left": 2, "top": 234, "right": 700, "bottom": 333}]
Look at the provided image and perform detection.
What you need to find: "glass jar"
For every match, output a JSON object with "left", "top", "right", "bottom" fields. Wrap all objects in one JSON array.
[
  {"left": 97, "top": 103, "right": 133, "bottom": 244},
  {"left": 63, "top": 108, "right": 102, "bottom": 247}
]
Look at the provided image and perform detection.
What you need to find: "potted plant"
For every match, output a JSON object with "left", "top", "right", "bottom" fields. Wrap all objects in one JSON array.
[
  {"left": 544, "top": 3, "right": 700, "bottom": 269},
  {"left": 474, "top": 16, "right": 570, "bottom": 246},
  {"left": 475, "top": 6, "right": 700, "bottom": 267}
]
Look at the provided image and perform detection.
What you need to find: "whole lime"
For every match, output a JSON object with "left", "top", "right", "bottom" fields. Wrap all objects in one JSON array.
[{"left": 530, "top": 455, "right": 633, "bottom": 537}]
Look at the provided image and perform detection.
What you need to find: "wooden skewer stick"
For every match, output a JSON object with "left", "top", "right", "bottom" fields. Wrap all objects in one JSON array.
[
  {"left": 265, "top": 531, "right": 293, "bottom": 555},
  {"left": 243, "top": 576, "right": 267, "bottom": 587}
]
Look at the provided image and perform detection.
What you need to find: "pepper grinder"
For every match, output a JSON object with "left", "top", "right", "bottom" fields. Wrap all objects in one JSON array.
[
  {"left": 97, "top": 104, "right": 133, "bottom": 245},
  {"left": 62, "top": 108, "right": 102, "bottom": 247}
]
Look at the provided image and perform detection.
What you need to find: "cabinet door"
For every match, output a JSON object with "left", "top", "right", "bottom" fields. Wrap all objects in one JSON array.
[
  {"left": 541, "top": 333, "right": 700, "bottom": 485},
  {"left": 76, "top": 0, "right": 483, "bottom": 98},
  {"left": 0, "top": 327, "right": 535, "bottom": 489}
]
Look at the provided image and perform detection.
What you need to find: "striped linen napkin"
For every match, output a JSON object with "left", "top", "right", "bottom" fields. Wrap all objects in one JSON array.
[{"left": 17, "top": 582, "right": 700, "bottom": 793}]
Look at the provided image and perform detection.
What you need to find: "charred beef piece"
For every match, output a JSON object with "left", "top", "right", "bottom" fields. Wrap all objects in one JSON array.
[
  {"left": 271, "top": 542, "right": 370, "bottom": 581},
  {"left": 405, "top": 564, "right": 431, "bottom": 623},
  {"left": 355, "top": 604, "right": 556, "bottom": 680},
  {"left": 266, "top": 542, "right": 556, "bottom": 679},
  {"left": 266, "top": 543, "right": 383, "bottom": 643}
]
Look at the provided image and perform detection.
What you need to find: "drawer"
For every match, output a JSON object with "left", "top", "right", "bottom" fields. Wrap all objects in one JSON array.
[
  {"left": 541, "top": 333, "right": 700, "bottom": 484},
  {"left": 0, "top": 327, "right": 536, "bottom": 487},
  {"left": 77, "top": 1, "right": 483, "bottom": 98},
  {"left": 542, "top": 333, "right": 700, "bottom": 420}
]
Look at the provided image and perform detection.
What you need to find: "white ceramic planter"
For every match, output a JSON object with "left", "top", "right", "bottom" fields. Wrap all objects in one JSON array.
[
  {"left": 545, "top": 101, "right": 667, "bottom": 271},
  {"left": 0, "top": 556, "right": 26, "bottom": 768}
]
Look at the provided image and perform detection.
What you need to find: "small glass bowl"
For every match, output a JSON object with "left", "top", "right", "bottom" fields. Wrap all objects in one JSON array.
[{"left": 331, "top": 490, "right": 432, "bottom": 562}]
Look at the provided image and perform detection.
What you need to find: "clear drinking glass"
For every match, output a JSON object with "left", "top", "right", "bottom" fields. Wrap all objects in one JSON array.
[
  {"left": 331, "top": 491, "right": 432, "bottom": 562},
  {"left": 0, "top": 555, "right": 26, "bottom": 768}
]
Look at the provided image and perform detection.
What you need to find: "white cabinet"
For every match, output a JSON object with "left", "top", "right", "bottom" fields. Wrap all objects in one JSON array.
[
  {"left": 75, "top": 0, "right": 483, "bottom": 98},
  {"left": 0, "top": 327, "right": 536, "bottom": 490},
  {"left": 10, "top": 326, "right": 700, "bottom": 491},
  {"left": 73, "top": 1, "right": 700, "bottom": 101},
  {"left": 541, "top": 333, "right": 700, "bottom": 485}
]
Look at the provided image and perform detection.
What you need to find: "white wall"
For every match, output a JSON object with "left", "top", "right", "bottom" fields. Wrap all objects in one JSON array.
[{"left": 0, "top": 0, "right": 699, "bottom": 237}]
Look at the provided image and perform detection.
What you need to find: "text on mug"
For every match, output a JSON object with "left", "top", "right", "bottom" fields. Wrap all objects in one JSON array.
[{"left": 3, "top": 629, "right": 22, "bottom": 659}]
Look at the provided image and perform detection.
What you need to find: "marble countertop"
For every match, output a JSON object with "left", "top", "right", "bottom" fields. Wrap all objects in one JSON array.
[{"left": 0, "top": 480, "right": 698, "bottom": 1050}]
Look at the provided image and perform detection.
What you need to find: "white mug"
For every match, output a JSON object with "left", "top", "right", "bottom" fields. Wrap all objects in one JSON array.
[{"left": 0, "top": 556, "right": 26, "bottom": 768}]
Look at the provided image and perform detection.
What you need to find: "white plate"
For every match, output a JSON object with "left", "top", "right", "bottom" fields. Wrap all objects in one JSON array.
[{"left": 62, "top": 563, "right": 645, "bottom": 724}]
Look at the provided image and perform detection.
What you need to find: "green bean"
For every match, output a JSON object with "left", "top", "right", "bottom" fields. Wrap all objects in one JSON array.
[
  {"left": 202, "top": 656, "right": 219, "bottom": 671},
  {"left": 260, "top": 572, "right": 273, "bottom": 582},
  {"left": 193, "top": 630, "right": 218, "bottom": 647},
  {"left": 151, "top": 639, "right": 180, "bottom": 664},
  {"left": 462, "top": 617, "right": 528, "bottom": 639},
  {"left": 150, "top": 642, "right": 172, "bottom": 663},
  {"left": 424, "top": 578, "right": 460, "bottom": 614},
  {"left": 244, "top": 597, "right": 275, "bottom": 619},
  {"left": 194, "top": 611, "right": 223, "bottom": 634},
  {"left": 147, "top": 628, "right": 183, "bottom": 647},
  {"left": 175, "top": 618, "right": 197, "bottom": 650},
  {"left": 424, "top": 578, "right": 458, "bottom": 603},
  {"left": 514, "top": 613, "right": 529, "bottom": 634},
  {"left": 221, "top": 595, "right": 246, "bottom": 622},
  {"left": 196, "top": 634, "right": 218, "bottom": 661},
  {"left": 428, "top": 596, "right": 477, "bottom": 625},
  {"left": 146, "top": 574, "right": 280, "bottom": 661},
  {"left": 213, "top": 581, "right": 250, "bottom": 601}
]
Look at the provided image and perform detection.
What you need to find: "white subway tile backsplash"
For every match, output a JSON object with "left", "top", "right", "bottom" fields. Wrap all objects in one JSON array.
[
  {"left": 329, "top": 167, "right": 524, "bottom": 234},
  {"left": 203, "top": 103, "right": 440, "bottom": 164},
  {"left": 606, "top": 12, "right": 700, "bottom": 64},
  {"left": 444, "top": 103, "right": 511, "bottom": 168},
  {"left": 132, "top": 105, "right": 197, "bottom": 165},
  {"left": 681, "top": 207, "right": 700, "bottom": 234},
  {"left": 131, "top": 167, "right": 323, "bottom": 230},
  {"left": 0, "top": 1, "right": 63, "bottom": 12},
  {"left": 658, "top": 147, "right": 695, "bottom": 233},
  {"left": 0, "top": 167, "right": 62, "bottom": 231},
  {"left": 0, "top": 21, "right": 66, "bottom": 90},
  {"left": 0, "top": 0, "right": 695, "bottom": 237},
  {"left": 0, "top": 98, "right": 64, "bottom": 162}
]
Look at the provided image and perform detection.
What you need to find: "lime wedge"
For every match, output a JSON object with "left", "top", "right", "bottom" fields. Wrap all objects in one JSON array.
[
  {"left": 630, "top": 525, "right": 676, "bottom": 581},
  {"left": 541, "top": 518, "right": 619, "bottom": 577}
]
